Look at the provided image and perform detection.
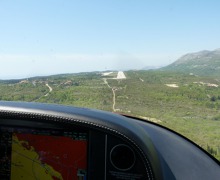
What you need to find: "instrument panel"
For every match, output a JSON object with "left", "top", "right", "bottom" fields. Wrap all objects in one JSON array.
[
  {"left": 1, "top": 101, "right": 220, "bottom": 180},
  {"left": 0, "top": 119, "right": 149, "bottom": 180},
  {"left": 0, "top": 125, "right": 87, "bottom": 179}
]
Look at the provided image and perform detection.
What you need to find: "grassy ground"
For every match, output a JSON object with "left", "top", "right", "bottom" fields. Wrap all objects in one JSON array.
[{"left": 1, "top": 70, "right": 220, "bottom": 160}]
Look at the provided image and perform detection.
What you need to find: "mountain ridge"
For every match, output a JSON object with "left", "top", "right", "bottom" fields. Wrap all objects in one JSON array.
[{"left": 161, "top": 48, "right": 220, "bottom": 76}]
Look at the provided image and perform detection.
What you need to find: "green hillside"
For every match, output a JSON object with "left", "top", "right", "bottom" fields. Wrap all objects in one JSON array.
[
  {"left": 162, "top": 49, "right": 220, "bottom": 76},
  {"left": 0, "top": 70, "right": 220, "bottom": 160}
]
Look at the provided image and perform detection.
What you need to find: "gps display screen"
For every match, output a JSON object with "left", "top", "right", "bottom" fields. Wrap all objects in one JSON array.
[{"left": 0, "top": 126, "right": 88, "bottom": 180}]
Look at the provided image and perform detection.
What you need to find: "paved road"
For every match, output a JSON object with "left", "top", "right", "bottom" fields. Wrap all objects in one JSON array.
[{"left": 116, "top": 71, "right": 126, "bottom": 79}]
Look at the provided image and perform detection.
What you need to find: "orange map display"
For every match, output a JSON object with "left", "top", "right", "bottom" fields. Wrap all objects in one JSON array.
[{"left": 11, "top": 133, "right": 87, "bottom": 180}]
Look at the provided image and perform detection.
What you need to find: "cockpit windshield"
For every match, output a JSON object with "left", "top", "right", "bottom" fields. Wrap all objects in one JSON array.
[{"left": 0, "top": 0, "right": 220, "bottom": 161}]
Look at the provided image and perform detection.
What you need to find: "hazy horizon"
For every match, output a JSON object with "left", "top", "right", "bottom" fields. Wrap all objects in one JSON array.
[{"left": 0, "top": 60, "right": 168, "bottom": 80}]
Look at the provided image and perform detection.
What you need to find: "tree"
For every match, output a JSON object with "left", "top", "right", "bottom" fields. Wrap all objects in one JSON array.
[{"left": 211, "top": 96, "right": 216, "bottom": 102}]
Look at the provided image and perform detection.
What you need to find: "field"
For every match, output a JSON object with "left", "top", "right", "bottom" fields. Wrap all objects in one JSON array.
[{"left": 1, "top": 70, "right": 220, "bottom": 160}]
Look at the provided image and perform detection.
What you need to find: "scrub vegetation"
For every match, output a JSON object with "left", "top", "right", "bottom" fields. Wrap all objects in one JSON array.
[{"left": 1, "top": 70, "right": 220, "bottom": 160}]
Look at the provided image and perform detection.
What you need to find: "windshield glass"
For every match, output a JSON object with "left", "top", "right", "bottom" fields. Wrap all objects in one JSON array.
[{"left": 1, "top": 0, "right": 220, "bottom": 161}]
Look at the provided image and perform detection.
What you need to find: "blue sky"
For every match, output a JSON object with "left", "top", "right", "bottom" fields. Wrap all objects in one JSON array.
[{"left": 0, "top": 0, "right": 220, "bottom": 79}]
